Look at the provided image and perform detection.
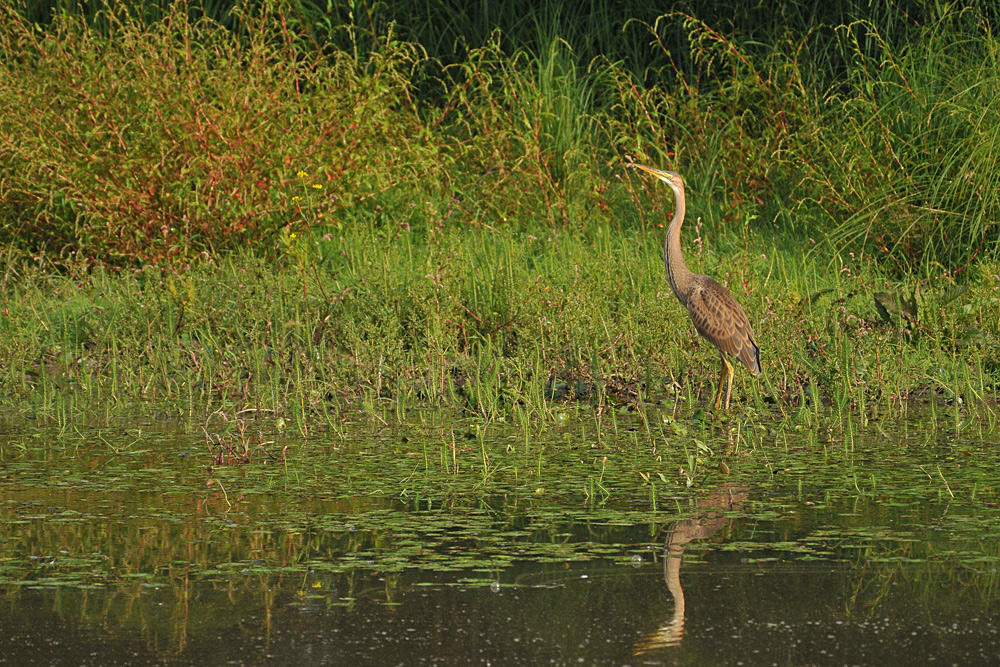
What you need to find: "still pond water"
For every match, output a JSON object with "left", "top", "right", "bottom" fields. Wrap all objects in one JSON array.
[{"left": 1, "top": 409, "right": 998, "bottom": 665}]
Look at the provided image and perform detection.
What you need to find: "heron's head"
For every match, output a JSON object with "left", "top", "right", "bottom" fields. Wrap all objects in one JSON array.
[{"left": 633, "top": 164, "right": 683, "bottom": 191}]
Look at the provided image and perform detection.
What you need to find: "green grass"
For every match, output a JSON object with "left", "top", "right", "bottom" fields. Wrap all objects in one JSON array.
[
  {"left": 1, "top": 220, "right": 997, "bottom": 425},
  {"left": 1, "top": 1, "right": 998, "bottom": 424}
]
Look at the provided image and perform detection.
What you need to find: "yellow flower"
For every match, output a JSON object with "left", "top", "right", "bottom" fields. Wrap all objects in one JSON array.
[
  {"left": 290, "top": 233, "right": 298, "bottom": 239},
  {"left": 292, "top": 196, "right": 301, "bottom": 201},
  {"left": 312, "top": 184, "right": 323, "bottom": 190},
  {"left": 296, "top": 170, "right": 308, "bottom": 178}
]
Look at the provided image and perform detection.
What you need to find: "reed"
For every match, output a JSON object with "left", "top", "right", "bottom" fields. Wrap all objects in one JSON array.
[{"left": 1, "top": 217, "right": 995, "bottom": 423}]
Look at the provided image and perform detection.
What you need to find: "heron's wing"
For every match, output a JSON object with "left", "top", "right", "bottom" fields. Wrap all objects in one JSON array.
[{"left": 686, "top": 277, "right": 761, "bottom": 375}]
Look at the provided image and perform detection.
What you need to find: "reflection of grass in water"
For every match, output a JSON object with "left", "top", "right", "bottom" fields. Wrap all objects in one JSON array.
[
  {"left": 1, "top": 414, "right": 999, "bottom": 594},
  {"left": 2, "top": 435, "right": 999, "bottom": 659}
]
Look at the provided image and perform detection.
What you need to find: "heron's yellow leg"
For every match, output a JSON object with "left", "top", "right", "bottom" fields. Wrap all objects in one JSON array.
[
  {"left": 723, "top": 355, "right": 734, "bottom": 410},
  {"left": 712, "top": 354, "right": 729, "bottom": 410},
  {"left": 712, "top": 354, "right": 734, "bottom": 411}
]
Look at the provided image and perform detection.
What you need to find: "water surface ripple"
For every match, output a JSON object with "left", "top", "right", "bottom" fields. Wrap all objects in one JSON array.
[{"left": 1, "top": 413, "right": 998, "bottom": 665}]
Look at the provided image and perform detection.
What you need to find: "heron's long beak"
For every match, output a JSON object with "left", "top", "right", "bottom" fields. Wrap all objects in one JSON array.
[{"left": 633, "top": 163, "right": 671, "bottom": 179}]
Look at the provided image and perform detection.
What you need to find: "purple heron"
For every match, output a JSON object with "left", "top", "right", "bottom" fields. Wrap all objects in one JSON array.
[{"left": 633, "top": 164, "right": 760, "bottom": 410}]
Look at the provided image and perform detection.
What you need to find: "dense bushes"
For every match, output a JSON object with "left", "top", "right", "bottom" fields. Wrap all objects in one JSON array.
[{"left": 1, "top": 0, "right": 998, "bottom": 272}]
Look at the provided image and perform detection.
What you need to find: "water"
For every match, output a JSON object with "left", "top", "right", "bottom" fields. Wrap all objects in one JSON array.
[{"left": 1, "top": 412, "right": 998, "bottom": 665}]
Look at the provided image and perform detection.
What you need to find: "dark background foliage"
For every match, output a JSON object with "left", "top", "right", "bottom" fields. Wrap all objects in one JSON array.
[{"left": 3, "top": 0, "right": 998, "bottom": 272}]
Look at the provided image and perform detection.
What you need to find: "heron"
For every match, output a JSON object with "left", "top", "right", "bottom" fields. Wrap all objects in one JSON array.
[{"left": 633, "top": 164, "right": 760, "bottom": 410}]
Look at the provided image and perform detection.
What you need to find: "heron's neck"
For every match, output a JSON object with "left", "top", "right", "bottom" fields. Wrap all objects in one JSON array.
[{"left": 664, "top": 187, "right": 694, "bottom": 304}]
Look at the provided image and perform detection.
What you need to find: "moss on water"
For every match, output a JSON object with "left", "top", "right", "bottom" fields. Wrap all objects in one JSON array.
[{"left": 0, "top": 412, "right": 999, "bottom": 590}]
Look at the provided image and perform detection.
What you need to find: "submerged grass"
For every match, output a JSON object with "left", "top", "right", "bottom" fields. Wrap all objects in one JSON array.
[{"left": 1, "top": 411, "right": 999, "bottom": 590}]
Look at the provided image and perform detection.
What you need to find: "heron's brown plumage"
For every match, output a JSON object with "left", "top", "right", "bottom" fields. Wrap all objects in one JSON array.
[
  {"left": 633, "top": 163, "right": 761, "bottom": 409},
  {"left": 686, "top": 276, "right": 761, "bottom": 376}
]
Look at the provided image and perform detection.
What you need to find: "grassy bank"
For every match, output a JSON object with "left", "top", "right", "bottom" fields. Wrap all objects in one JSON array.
[
  {"left": 0, "top": 1, "right": 998, "bottom": 424},
  {"left": 2, "top": 223, "right": 997, "bottom": 427}
]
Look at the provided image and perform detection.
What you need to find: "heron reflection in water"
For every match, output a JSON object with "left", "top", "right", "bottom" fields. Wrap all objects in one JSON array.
[
  {"left": 632, "top": 164, "right": 761, "bottom": 411},
  {"left": 634, "top": 485, "right": 747, "bottom": 653}
]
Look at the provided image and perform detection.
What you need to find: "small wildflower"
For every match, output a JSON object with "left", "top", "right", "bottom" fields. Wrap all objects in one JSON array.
[
  {"left": 296, "top": 170, "right": 308, "bottom": 178},
  {"left": 312, "top": 184, "right": 322, "bottom": 190},
  {"left": 292, "top": 196, "right": 301, "bottom": 201},
  {"left": 289, "top": 233, "right": 297, "bottom": 239}
]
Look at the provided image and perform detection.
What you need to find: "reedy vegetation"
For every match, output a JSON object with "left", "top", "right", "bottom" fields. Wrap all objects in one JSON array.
[
  {"left": 0, "top": 0, "right": 998, "bottom": 423},
  {"left": 3, "top": 223, "right": 997, "bottom": 427}
]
